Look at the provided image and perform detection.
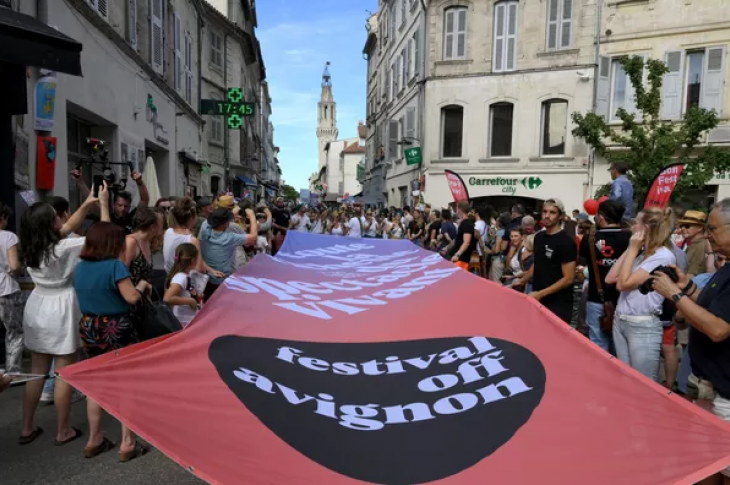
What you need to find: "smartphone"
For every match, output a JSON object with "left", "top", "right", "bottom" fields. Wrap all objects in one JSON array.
[{"left": 92, "top": 175, "right": 104, "bottom": 198}]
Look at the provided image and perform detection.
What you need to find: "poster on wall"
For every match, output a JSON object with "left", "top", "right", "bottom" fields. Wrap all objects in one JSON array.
[{"left": 34, "top": 72, "right": 57, "bottom": 132}]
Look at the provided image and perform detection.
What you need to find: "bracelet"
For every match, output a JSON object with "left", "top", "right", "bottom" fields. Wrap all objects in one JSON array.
[
  {"left": 687, "top": 283, "right": 698, "bottom": 298},
  {"left": 681, "top": 280, "right": 695, "bottom": 294}
]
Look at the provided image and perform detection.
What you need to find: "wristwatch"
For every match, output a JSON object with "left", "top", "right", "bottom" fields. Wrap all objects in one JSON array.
[{"left": 671, "top": 292, "right": 686, "bottom": 303}]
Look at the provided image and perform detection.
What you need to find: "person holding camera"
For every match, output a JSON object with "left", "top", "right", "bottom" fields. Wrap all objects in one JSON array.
[
  {"left": 71, "top": 167, "right": 150, "bottom": 235},
  {"left": 606, "top": 207, "right": 676, "bottom": 380}
]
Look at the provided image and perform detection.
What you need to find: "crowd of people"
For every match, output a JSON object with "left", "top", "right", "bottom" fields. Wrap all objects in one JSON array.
[{"left": 3, "top": 161, "right": 730, "bottom": 483}]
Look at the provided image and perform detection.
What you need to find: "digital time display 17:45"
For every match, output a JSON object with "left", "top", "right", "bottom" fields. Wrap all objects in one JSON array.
[{"left": 215, "top": 101, "right": 255, "bottom": 116}]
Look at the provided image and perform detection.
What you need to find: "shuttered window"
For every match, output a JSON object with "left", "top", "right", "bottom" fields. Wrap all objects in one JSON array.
[
  {"left": 174, "top": 13, "right": 182, "bottom": 91},
  {"left": 150, "top": 0, "right": 164, "bottom": 74},
  {"left": 443, "top": 7, "right": 467, "bottom": 60},
  {"left": 493, "top": 2, "right": 518, "bottom": 72},
  {"left": 546, "top": 0, "right": 572, "bottom": 51},
  {"left": 128, "top": 0, "right": 137, "bottom": 49}
]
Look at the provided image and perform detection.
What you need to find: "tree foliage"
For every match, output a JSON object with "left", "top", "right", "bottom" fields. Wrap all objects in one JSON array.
[
  {"left": 572, "top": 56, "right": 730, "bottom": 205},
  {"left": 280, "top": 184, "right": 299, "bottom": 202}
]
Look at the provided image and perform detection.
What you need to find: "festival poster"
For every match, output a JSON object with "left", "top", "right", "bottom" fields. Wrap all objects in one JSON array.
[
  {"left": 444, "top": 170, "right": 469, "bottom": 202},
  {"left": 644, "top": 163, "right": 685, "bottom": 209},
  {"left": 34, "top": 73, "right": 57, "bottom": 132},
  {"left": 60, "top": 233, "right": 730, "bottom": 485}
]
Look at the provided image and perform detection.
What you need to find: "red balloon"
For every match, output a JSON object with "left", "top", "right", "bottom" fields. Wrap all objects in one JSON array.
[
  {"left": 584, "top": 199, "right": 599, "bottom": 216},
  {"left": 598, "top": 196, "right": 609, "bottom": 205}
]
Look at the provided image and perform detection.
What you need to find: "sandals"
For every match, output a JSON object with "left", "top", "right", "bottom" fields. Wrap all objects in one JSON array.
[
  {"left": 54, "top": 427, "right": 83, "bottom": 446},
  {"left": 84, "top": 437, "right": 116, "bottom": 459},
  {"left": 18, "top": 427, "right": 43, "bottom": 445},
  {"left": 119, "top": 441, "right": 151, "bottom": 463}
]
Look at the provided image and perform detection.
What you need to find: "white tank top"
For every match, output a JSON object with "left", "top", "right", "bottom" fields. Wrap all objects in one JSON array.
[
  {"left": 331, "top": 225, "right": 344, "bottom": 236},
  {"left": 510, "top": 248, "right": 522, "bottom": 275},
  {"left": 164, "top": 228, "right": 193, "bottom": 273}
]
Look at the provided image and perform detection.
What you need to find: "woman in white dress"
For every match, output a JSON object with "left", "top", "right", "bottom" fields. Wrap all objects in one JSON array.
[{"left": 18, "top": 184, "right": 110, "bottom": 445}]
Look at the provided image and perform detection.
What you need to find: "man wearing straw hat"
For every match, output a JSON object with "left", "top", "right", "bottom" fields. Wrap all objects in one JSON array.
[{"left": 678, "top": 210, "right": 708, "bottom": 277}]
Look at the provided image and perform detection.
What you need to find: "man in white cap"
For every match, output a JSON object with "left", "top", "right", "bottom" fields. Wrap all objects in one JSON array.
[{"left": 528, "top": 198, "right": 577, "bottom": 323}]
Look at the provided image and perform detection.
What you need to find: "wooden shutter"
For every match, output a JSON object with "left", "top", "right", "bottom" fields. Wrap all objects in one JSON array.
[
  {"left": 560, "top": 0, "right": 572, "bottom": 49},
  {"left": 661, "top": 50, "right": 684, "bottom": 120},
  {"left": 506, "top": 2, "right": 518, "bottom": 71},
  {"left": 150, "top": 0, "right": 164, "bottom": 74},
  {"left": 406, "top": 107, "right": 416, "bottom": 140},
  {"left": 414, "top": 29, "right": 420, "bottom": 77},
  {"left": 174, "top": 13, "right": 182, "bottom": 91},
  {"left": 444, "top": 9, "right": 455, "bottom": 60},
  {"left": 546, "top": 0, "right": 558, "bottom": 50},
  {"left": 385, "top": 66, "right": 390, "bottom": 101},
  {"left": 596, "top": 56, "right": 610, "bottom": 118},
  {"left": 404, "top": 41, "right": 410, "bottom": 80},
  {"left": 185, "top": 33, "right": 193, "bottom": 103},
  {"left": 493, "top": 3, "right": 505, "bottom": 71},
  {"left": 128, "top": 0, "right": 137, "bottom": 49},
  {"left": 389, "top": 120, "right": 399, "bottom": 160},
  {"left": 456, "top": 8, "right": 467, "bottom": 59},
  {"left": 701, "top": 46, "right": 727, "bottom": 115}
]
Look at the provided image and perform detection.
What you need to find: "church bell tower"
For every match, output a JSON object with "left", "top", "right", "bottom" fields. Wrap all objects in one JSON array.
[{"left": 317, "top": 62, "right": 338, "bottom": 169}]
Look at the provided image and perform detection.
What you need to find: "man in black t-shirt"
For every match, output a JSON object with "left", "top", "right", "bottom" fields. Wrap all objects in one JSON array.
[
  {"left": 529, "top": 198, "right": 577, "bottom": 324},
  {"left": 578, "top": 200, "right": 630, "bottom": 351},
  {"left": 450, "top": 200, "right": 476, "bottom": 270},
  {"left": 653, "top": 199, "right": 730, "bottom": 482},
  {"left": 271, "top": 197, "right": 291, "bottom": 256}
]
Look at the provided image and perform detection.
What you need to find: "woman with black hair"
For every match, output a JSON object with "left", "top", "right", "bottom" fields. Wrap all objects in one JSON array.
[{"left": 18, "top": 184, "right": 109, "bottom": 446}]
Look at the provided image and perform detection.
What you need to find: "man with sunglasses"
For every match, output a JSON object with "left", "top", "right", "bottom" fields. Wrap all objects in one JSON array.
[{"left": 678, "top": 210, "right": 708, "bottom": 277}]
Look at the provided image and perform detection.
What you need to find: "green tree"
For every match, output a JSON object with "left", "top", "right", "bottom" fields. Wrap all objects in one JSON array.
[
  {"left": 280, "top": 184, "right": 299, "bottom": 202},
  {"left": 572, "top": 55, "right": 730, "bottom": 205}
]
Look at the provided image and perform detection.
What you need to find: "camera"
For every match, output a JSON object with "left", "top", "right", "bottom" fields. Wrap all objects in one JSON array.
[
  {"left": 639, "top": 265, "right": 679, "bottom": 295},
  {"left": 75, "top": 137, "right": 134, "bottom": 195}
]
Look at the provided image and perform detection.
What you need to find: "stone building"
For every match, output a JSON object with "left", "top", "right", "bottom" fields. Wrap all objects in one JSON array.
[
  {"left": 5, "top": 0, "right": 276, "bottom": 214},
  {"left": 421, "top": 0, "right": 597, "bottom": 213},
  {"left": 590, "top": 0, "right": 730, "bottom": 205},
  {"left": 362, "top": 0, "right": 428, "bottom": 208}
]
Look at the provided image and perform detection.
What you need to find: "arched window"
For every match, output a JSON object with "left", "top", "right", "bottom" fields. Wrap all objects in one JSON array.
[
  {"left": 443, "top": 7, "right": 467, "bottom": 60},
  {"left": 441, "top": 105, "right": 464, "bottom": 158},
  {"left": 541, "top": 99, "right": 568, "bottom": 156},
  {"left": 489, "top": 102, "right": 514, "bottom": 157}
]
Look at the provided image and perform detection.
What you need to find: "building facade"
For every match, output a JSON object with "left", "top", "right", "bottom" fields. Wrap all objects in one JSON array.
[
  {"left": 362, "top": 0, "right": 428, "bottom": 208},
  {"left": 361, "top": 0, "right": 730, "bottom": 213},
  {"left": 422, "top": 0, "right": 596, "bottom": 214},
  {"left": 7, "top": 0, "right": 276, "bottom": 214}
]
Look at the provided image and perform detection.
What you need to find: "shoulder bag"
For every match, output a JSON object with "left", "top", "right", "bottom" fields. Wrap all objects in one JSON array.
[{"left": 589, "top": 233, "right": 614, "bottom": 333}]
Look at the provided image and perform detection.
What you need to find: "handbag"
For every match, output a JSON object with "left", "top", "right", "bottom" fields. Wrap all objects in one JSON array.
[
  {"left": 135, "top": 288, "right": 183, "bottom": 341},
  {"left": 589, "top": 233, "right": 615, "bottom": 333}
]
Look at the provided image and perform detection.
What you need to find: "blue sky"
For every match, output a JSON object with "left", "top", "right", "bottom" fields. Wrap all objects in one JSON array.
[{"left": 257, "top": 0, "right": 377, "bottom": 190}]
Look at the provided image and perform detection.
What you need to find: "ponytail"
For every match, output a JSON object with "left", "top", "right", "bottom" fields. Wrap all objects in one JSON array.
[
  {"left": 641, "top": 207, "right": 675, "bottom": 256},
  {"left": 165, "top": 243, "right": 199, "bottom": 289}
]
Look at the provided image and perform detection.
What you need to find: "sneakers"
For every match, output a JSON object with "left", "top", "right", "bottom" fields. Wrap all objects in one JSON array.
[{"left": 40, "top": 389, "right": 85, "bottom": 405}]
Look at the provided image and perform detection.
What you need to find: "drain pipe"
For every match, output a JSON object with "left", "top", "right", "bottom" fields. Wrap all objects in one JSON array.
[{"left": 587, "top": 0, "right": 603, "bottom": 197}]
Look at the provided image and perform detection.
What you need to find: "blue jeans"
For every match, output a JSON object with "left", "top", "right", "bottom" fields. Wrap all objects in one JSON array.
[
  {"left": 586, "top": 302, "right": 611, "bottom": 353},
  {"left": 613, "top": 314, "right": 662, "bottom": 381}
]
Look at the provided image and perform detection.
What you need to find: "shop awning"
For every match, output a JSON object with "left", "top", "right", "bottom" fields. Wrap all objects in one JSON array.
[
  {"left": 237, "top": 175, "right": 257, "bottom": 187},
  {"left": 0, "top": 7, "right": 83, "bottom": 76}
]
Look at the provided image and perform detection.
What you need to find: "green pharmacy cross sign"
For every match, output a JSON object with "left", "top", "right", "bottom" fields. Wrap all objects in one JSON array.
[{"left": 200, "top": 88, "right": 255, "bottom": 130}]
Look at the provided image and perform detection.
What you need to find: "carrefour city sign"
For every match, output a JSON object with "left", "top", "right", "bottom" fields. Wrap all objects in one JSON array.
[{"left": 468, "top": 176, "right": 543, "bottom": 195}]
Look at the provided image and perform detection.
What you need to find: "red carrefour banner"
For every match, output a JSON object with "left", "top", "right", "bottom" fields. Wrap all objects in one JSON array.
[
  {"left": 644, "top": 163, "right": 685, "bottom": 209},
  {"left": 444, "top": 170, "right": 469, "bottom": 202},
  {"left": 61, "top": 233, "right": 730, "bottom": 485}
]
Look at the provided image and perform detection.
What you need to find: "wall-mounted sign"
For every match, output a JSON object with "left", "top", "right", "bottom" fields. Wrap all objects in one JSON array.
[
  {"left": 34, "top": 73, "right": 57, "bottom": 131},
  {"left": 200, "top": 88, "right": 256, "bottom": 131},
  {"left": 468, "top": 176, "right": 543, "bottom": 195}
]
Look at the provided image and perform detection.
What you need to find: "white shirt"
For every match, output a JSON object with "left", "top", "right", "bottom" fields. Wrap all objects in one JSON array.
[
  {"left": 382, "top": 218, "right": 390, "bottom": 239},
  {"left": 291, "top": 214, "right": 311, "bottom": 233},
  {"left": 475, "top": 220, "right": 487, "bottom": 257},
  {"left": 404, "top": 213, "right": 414, "bottom": 228},
  {"left": 170, "top": 272, "right": 198, "bottom": 327},
  {"left": 310, "top": 220, "right": 323, "bottom": 234},
  {"left": 347, "top": 217, "right": 364, "bottom": 238},
  {"left": 617, "top": 247, "right": 677, "bottom": 317},
  {"left": 163, "top": 228, "right": 193, "bottom": 274},
  {"left": 364, "top": 218, "right": 378, "bottom": 237},
  {"left": 0, "top": 231, "right": 20, "bottom": 296}
]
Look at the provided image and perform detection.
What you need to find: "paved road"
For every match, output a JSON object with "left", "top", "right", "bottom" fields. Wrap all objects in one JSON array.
[{"left": 0, "top": 385, "right": 205, "bottom": 485}]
